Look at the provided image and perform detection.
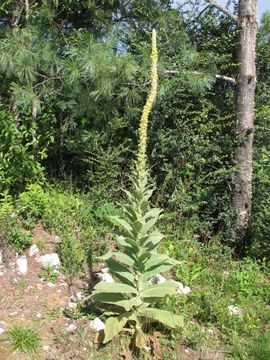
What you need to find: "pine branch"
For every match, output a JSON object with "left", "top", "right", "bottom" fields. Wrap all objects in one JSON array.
[{"left": 205, "top": 0, "right": 238, "bottom": 22}]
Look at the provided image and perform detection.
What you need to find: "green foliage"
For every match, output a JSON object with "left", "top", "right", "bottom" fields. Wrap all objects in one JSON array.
[
  {"left": 57, "top": 235, "right": 85, "bottom": 279},
  {"left": 17, "top": 183, "right": 49, "bottom": 224},
  {"left": 0, "top": 109, "right": 45, "bottom": 194},
  {"left": 0, "top": 190, "right": 13, "bottom": 220},
  {"left": 39, "top": 265, "right": 58, "bottom": 283},
  {"left": 4, "top": 226, "right": 32, "bottom": 254},
  {"left": 7, "top": 325, "right": 40, "bottom": 356},
  {"left": 158, "top": 232, "right": 270, "bottom": 351}
]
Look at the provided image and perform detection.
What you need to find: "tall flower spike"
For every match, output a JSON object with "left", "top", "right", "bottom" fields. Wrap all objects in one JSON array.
[{"left": 137, "top": 29, "right": 158, "bottom": 180}]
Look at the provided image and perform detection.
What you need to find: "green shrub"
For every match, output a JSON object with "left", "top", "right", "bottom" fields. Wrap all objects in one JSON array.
[
  {"left": 0, "top": 191, "right": 14, "bottom": 220},
  {"left": 0, "top": 108, "right": 45, "bottom": 194},
  {"left": 4, "top": 226, "right": 32, "bottom": 254},
  {"left": 57, "top": 235, "right": 85, "bottom": 279},
  {"left": 17, "top": 183, "right": 49, "bottom": 224}
]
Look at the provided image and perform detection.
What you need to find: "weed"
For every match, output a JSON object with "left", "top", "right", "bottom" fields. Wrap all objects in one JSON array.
[
  {"left": 7, "top": 324, "right": 40, "bottom": 357},
  {"left": 39, "top": 265, "right": 58, "bottom": 283},
  {"left": 57, "top": 235, "right": 85, "bottom": 279},
  {"left": 35, "top": 238, "right": 46, "bottom": 252}
]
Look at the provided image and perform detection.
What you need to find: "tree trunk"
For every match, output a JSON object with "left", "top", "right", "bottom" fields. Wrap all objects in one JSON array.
[{"left": 233, "top": 0, "right": 257, "bottom": 253}]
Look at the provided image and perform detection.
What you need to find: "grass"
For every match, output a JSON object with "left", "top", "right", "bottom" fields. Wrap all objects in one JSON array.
[{"left": 7, "top": 324, "right": 41, "bottom": 357}]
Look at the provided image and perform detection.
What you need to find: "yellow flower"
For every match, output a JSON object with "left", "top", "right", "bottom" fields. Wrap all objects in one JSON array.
[{"left": 137, "top": 29, "right": 158, "bottom": 178}]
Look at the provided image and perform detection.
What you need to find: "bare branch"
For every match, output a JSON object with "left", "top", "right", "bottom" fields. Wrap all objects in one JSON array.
[
  {"left": 215, "top": 74, "right": 236, "bottom": 84},
  {"left": 25, "top": 0, "right": 29, "bottom": 15},
  {"left": 164, "top": 70, "right": 236, "bottom": 85},
  {"left": 205, "top": 0, "right": 238, "bottom": 22}
]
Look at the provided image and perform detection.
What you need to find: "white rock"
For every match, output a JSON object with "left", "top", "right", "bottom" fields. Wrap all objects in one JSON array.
[
  {"left": 0, "top": 326, "right": 5, "bottom": 335},
  {"left": 100, "top": 267, "right": 109, "bottom": 273},
  {"left": 37, "top": 253, "right": 60, "bottom": 268},
  {"left": 47, "top": 282, "right": 55, "bottom": 288},
  {"left": 0, "top": 249, "right": 3, "bottom": 264},
  {"left": 96, "top": 272, "right": 114, "bottom": 283},
  {"left": 43, "top": 345, "right": 50, "bottom": 351},
  {"left": 68, "top": 301, "right": 77, "bottom": 309},
  {"left": 66, "top": 323, "right": 77, "bottom": 333},
  {"left": 29, "top": 244, "right": 39, "bottom": 257},
  {"left": 89, "top": 317, "right": 105, "bottom": 331},
  {"left": 76, "top": 291, "right": 83, "bottom": 300},
  {"left": 148, "top": 274, "right": 166, "bottom": 285},
  {"left": 176, "top": 282, "right": 191, "bottom": 295},
  {"left": 16, "top": 256, "right": 28, "bottom": 274},
  {"left": 228, "top": 305, "right": 242, "bottom": 315}
]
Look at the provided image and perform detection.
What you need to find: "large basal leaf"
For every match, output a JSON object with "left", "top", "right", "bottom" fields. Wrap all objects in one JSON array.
[
  {"left": 140, "top": 280, "right": 178, "bottom": 298},
  {"left": 139, "top": 308, "right": 184, "bottom": 329},
  {"left": 135, "top": 326, "right": 147, "bottom": 349},
  {"left": 104, "top": 312, "right": 131, "bottom": 343},
  {"left": 94, "top": 281, "right": 138, "bottom": 294}
]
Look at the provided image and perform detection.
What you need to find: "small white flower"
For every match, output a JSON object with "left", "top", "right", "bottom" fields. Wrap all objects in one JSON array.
[
  {"left": 176, "top": 282, "right": 191, "bottom": 295},
  {"left": 89, "top": 317, "right": 105, "bottom": 331},
  {"left": 228, "top": 305, "right": 242, "bottom": 315},
  {"left": 148, "top": 274, "right": 166, "bottom": 285}
]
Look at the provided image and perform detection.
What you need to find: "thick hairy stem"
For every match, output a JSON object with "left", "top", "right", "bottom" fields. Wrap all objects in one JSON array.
[{"left": 137, "top": 29, "right": 158, "bottom": 180}]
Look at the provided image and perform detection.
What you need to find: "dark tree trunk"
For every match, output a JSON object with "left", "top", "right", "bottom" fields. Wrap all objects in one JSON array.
[{"left": 233, "top": 0, "right": 257, "bottom": 254}]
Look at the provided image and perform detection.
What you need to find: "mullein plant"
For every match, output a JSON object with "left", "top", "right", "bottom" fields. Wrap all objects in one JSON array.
[{"left": 90, "top": 30, "right": 183, "bottom": 349}]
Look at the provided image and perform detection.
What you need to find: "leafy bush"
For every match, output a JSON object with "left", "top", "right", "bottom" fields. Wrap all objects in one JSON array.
[
  {"left": 17, "top": 183, "right": 49, "bottom": 224},
  {"left": 0, "top": 191, "right": 14, "bottom": 220},
  {"left": 4, "top": 226, "right": 32, "bottom": 254},
  {"left": 0, "top": 108, "right": 45, "bottom": 194},
  {"left": 57, "top": 235, "right": 85, "bottom": 279}
]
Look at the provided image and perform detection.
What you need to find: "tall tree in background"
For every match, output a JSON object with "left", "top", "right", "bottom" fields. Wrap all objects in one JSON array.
[
  {"left": 233, "top": 0, "right": 257, "bottom": 252},
  {"left": 207, "top": 0, "right": 257, "bottom": 252}
]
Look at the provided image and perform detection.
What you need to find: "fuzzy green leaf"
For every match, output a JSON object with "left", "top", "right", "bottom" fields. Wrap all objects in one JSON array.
[
  {"left": 94, "top": 281, "right": 138, "bottom": 294},
  {"left": 142, "top": 262, "right": 176, "bottom": 282},
  {"left": 100, "top": 251, "right": 135, "bottom": 267},
  {"left": 139, "top": 308, "right": 184, "bottom": 329},
  {"left": 144, "top": 254, "right": 175, "bottom": 271},
  {"left": 104, "top": 313, "right": 130, "bottom": 343},
  {"left": 141, "top": 280, "right": 178, "bottom": 298},
  {"left": 92, "top": 292, "right": 141, "bottom": 311},
  {"left": 141, "top": 231, "right": 164, "bottom": 250},
  {"left": 109, "top": 215, "right": 133, "bottom": 234},
  {"left": 105, "top": 257, "right": 135, "bottom": 286}
]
